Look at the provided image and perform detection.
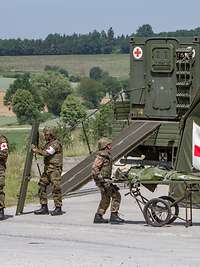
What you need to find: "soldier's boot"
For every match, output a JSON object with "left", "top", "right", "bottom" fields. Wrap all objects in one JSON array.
[
  {"left": 0, "top": 208, "right": 4, "bottom": 220},
  {"left": 50, "top": 207, "right": 63, "bottom": 216},
  {"left": 93, "top": 213, "right": 109, "bottom": 224},
  {"left": 110, "top": 212, "right": 125, "bottom": 224},
  {"left": 34, "top": 204, "right": 49, "bottom": 215}
]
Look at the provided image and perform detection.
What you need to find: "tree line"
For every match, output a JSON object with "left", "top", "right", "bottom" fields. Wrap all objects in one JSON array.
[{"left": 1, "top": 25, "right": 200, "bottom": 56}]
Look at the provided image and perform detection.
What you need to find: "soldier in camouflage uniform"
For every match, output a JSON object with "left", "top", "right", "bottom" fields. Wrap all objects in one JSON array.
[
  {"left": 32, "top": 127, "right": 63, "bottom": 216},
  {"left": 0, "top": 135, "right": 9, "bottom": 220},
  {"left": 92, "top": 137, "right": 124, "bottom": 224}
]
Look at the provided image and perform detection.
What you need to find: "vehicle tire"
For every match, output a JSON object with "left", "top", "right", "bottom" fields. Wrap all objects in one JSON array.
[
  {"left": 143, "top": 198, "right": 171, "bottom": 227},
  {"left": 158, "top": 196, "right": 179, "bottom": 224}
]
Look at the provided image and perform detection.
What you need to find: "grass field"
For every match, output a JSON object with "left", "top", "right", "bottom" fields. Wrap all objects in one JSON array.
[
  {"left": 5, "top": 129, "right": 30, "bottom": 151},
  {"left": 0, "top": 116, "right": 18, "bottom": 126},
  {"left": 5, "top": 150, "right": 38, "bottom": 207},
  {"left": 0, "top": 54, "right": 129, "bottom": 78},
  {"left": 0, "top": 77, "right": 15, "bottom": 90}
]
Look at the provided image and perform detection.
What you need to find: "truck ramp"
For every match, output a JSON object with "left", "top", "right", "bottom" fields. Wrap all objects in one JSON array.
[{"left": 51, "top": 121, "right": 161, "bottom": 196}]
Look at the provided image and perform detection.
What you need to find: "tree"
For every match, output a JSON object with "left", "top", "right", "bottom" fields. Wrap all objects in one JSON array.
[
  {"left": 93, "top": 103, "right": 114, "bottom": 139},
  {"left": 4, "top": 73, "right": 31, "bottom": 105},
  {"left": 107, "top": 27, "right": 114, "bottom": 40},
  {"left": 77, "top": 77, "right": 106, "bottom": 108},
  {"left": 61, "top": 95, "right": 87, "bottom": 127},
  {"left": 89, "top": 66, "right": 108, "bottom": 81},
  {"left": 84, "top": 103, "right": 114, "bottom": 143},
  {"left": 4, "top": 73, "right": 44, "bottom": 111},
  {"left": 55, "top": 120, "right": 73, "bottom": 147},
  {"left": 136, "top": 24, "right": 154, "bottom": 37},
  {"left": 102, "top": 76, "right": 122, "bottom": 96},
  {"left": 31, "top": 72, "right": 72, "bottom": 115},
  {"left": 12, "top": 90, "right": 40, "bottom": 124},
  {"left": 44, "top": 65, "right": 69, "bottom": 77}
]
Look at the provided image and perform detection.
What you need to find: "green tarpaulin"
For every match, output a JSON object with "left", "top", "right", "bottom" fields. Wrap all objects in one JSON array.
[{"left": 171, "top": 90, "right": 200, "bottom": 206}]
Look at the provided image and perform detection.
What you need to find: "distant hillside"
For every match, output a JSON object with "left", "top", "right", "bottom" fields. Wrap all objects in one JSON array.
[{"left": 0, "top": 54, "right": 129, "bottom": 79}]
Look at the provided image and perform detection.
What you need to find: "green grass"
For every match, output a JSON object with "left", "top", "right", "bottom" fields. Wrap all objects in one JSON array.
[
  {"left": 63, "top": 128, "right": 97, "bottom": 157},
  {"left": 5, "top": 150, "right": 37, "bottom": 207},
  {"left": 0, "top": 54, "right": 129, "bottom": 79},
  {"left": 0, "top": 77, "right": 15, "bottom": 90},
  {"left": 0, "top": 116, "right": 18, "bottom": 126},
  {"left": 2, "top": 129, "right": 30, "bottom": 151},
  {"left": 0, "top": 116, "right": 59, "bottom": 128}
]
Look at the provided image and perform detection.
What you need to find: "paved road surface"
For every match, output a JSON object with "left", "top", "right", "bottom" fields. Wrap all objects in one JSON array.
[{"left": 1, "top": 185, "right": 200, "bottom": 267}]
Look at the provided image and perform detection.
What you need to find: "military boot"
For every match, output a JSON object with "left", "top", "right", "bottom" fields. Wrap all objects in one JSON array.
[
  {"left": 50, "top": 207, "right": 63, "bottom": 216},
  {"left": 93, "top": 213, "right": 109, "bottom": 224},
  {"left": 110, "top": 212, "right": 125, "bottom": 224},
  {"left": 34, "top": 204, "right": 49, "bottom": 215},
  {"left": 0, "top": 208, "right": 4, "bottom": 220}
]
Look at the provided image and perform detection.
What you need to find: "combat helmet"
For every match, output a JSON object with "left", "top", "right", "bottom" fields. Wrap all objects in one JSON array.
[
  {"left": 98, "top": 137, "right": 112, "bottom": 150},
  {"left": 43, "top": 126, "right": 56, "bottom": 139},
  {"left": 0, "top": 135, "right": 8, "bottom": 144}
]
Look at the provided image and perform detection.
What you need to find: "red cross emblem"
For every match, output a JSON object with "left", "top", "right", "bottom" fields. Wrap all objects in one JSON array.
[
  {"left": 133, "top": 46, "right": 143, "bottom": 59},
  {"left": 0, "top": 142, "right": 7, "bottom": 150},
  {"left": 194, "top": 145, "right": 200, "bottom": 157}
]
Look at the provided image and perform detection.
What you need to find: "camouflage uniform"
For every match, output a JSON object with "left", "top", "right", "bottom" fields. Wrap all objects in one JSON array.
[
  {"left": 34, "top": 129, "right": 63, "bottom": 208},
  {"left": 0, "top": 135, "right": 8, "bottom": 210},
  {"left": 92, "top": 138, "right": 121, "bottom": 216}
]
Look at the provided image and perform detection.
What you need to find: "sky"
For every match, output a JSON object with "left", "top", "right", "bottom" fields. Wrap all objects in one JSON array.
[{"left": 0, "top": 0, "right": 200, "bottom": 39}]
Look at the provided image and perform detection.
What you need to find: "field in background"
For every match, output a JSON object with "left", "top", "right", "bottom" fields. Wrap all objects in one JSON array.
[
  {"left": 0, "top": 54, "right": 129, "bottom": 78},
  {"left": 0, "top": 116, "right": 18, "bottom": 126},
  {"left": 0, "top": 77, "right": 15, "bottom": 90}
]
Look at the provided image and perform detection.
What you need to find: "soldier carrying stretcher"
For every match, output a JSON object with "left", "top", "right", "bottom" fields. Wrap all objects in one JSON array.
[{"left": 92, "top": 137, "right": 124, "bottom": 224}]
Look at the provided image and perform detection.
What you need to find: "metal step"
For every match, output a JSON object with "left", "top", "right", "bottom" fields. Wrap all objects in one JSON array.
[{"left": 48, "top": 121, "right": 161, "bottom": 197}]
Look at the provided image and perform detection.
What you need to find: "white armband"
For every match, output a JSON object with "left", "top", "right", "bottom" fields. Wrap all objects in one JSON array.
[
  {"left": 0, "top": 143, "right": 8, "bottom": 150},
  {"left": 46, "top": 146, "right": 56, "bottom": 155}
]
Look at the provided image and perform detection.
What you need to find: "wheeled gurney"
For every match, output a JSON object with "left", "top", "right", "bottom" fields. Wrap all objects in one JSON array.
[{"left": 114, "top": 166, "right": 200, "bottom": 227}]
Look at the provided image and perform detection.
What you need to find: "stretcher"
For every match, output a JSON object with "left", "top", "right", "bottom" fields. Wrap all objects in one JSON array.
[{"left": 114, "top": 166, "right": 200, "bottom": 227}]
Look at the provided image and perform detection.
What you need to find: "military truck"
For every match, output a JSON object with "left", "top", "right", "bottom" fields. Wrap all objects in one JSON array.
[
  {"left": 17, "top": 37, "right": 200, "bottom": 213},
  {"left": 113, "top": 36, "right": 200, "bottom": 166}
]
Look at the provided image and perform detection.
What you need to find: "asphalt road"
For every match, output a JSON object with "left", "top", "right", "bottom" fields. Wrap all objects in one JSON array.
[{"left": 1, "top": 185, "right": 200, "bottom": 267}]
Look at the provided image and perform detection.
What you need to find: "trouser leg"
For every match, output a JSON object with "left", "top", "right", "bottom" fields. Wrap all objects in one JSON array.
[
  {"left": 38, "top": 173, "right": 50, "bottom": 205},
  {"left": 50, "top": 170, "right": 62, "bottom": 207},
  {"left": 97, "top": 186, "right": 111, "bottom": 215},
  {"left": 110, "top": 190, "right": 121, "bottom": 213},
  {"left": 0, "top": 171, "right": 5, "bottom": 209}
]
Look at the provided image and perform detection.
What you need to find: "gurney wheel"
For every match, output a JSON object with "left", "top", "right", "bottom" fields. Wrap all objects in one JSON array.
[
  {"left": 159, "top": 196, "right": 179, "bottom": 224},
  {"left": 143, "top": 198, "right": 171, "bottom": 227}
]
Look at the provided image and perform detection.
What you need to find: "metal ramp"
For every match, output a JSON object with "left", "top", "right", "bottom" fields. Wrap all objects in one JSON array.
[{"left": 53, "top": 121, "right": 161, "bottom": 196}]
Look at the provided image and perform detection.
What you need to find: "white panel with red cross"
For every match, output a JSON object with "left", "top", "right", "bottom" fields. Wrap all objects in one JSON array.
[{"left": 133, "top": 46, "right": 143, "bottom": 60}]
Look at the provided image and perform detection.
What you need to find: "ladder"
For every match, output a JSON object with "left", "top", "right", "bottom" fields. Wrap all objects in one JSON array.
[{"left": 176, "top": 48, "right": 194, "bottom": 117}]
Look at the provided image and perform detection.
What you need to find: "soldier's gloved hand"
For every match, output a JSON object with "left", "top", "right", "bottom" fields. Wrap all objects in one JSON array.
[
  {"left": 31, "top": 144, "right": 38, "bottom": 153},
  {"left": 112, "top": 184, "right": 120, "bottom": 191}
]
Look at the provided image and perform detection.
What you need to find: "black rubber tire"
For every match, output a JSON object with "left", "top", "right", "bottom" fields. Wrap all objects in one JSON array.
[
  {"left": 143, "top": 198, "right": 171, "bottom": 227},
  {"left": 159, "top": 196, "right": 179, "bottom": 224}
]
